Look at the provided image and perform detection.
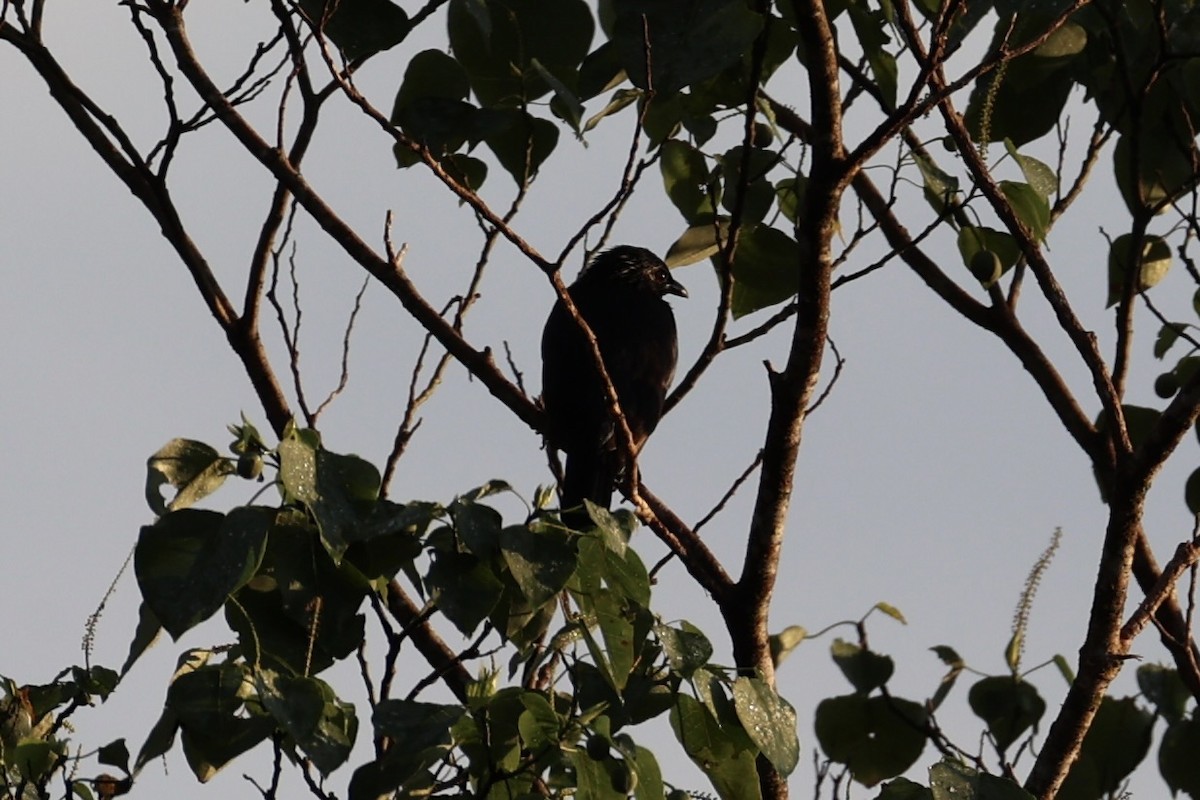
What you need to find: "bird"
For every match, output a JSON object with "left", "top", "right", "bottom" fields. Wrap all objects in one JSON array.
[{"left": 541, "top": 245, "right": 687, "bottom": 527}]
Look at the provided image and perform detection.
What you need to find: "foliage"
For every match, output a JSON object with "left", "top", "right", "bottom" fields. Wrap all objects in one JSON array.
[{"left": 9, "top": 0, "right": 1200, "bottom": 798}]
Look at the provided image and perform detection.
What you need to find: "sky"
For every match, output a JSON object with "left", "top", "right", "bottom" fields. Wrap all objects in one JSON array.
[{"left": 2, "top": 2, "right": 1197, "bottom": 798}]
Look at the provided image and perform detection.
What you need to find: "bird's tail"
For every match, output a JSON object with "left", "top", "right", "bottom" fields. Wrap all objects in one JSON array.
[{"left": 560, "top": 452, "right": 615, "bottom": 530}]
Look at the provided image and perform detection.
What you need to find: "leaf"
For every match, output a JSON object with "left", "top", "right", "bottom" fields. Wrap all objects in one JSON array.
[
  {"left": 913, "top": 153, "right": 961, "bottom": 216},
  {"left": 484, "top": 110, "right": 561, "bottom": 184},
  {"left": 134, "top": 507, "right": 271, "bottom": 639},
  {"left": 873, "top": 602, "right": 907, "bottom": 624},
  {"left": 967, "top": 676, "right": 1046, "bottom": 752},
  {"left": 611, "top": 0, "right": 764, "bottom": 95},
  {"left": 1137, "top": 664, "right": 1188, "bottom": 724},
  {"left": 732, "top": 676, "right": 799, "bottom": 776},
  {"left": 1004, "top": 140, "right": 1059, "bottom": 197},
  {"left": 1114, "top": 130, "right": 1199, "bottom": 214},
  {"left": 583, "top": 88, "right": 641, "bottom": 132},
  {"left": 1154, "top": 322, "right": 1188, "bottom": 359},
  {"left": 730, "top": 225, "right": 803, "bottom": 318},
  {"left": 1160, "top": 711, "right": 1200, "bottom": 797},
  {"left": 278, "top": 429, "right": 381, "bottom": 560},
  {"left": 669, "top": 694, "right": 762, "bottom": 800},
  {"left": 448, "top": 0, "right": 594, "bottom": 108},
  {"left": 257, "top": 671, "right": 357, "bottom": 775},
  {"left": 846, "top": 2, "right": 898, "bottom": 110},
  {"left": 167, "top": 662, "right": 274, "bottom": 782},
  {"left": 956, "top": 226, "right": 1022, "bottom": 282},
  {"left": 1058, "top": 696, "right": 1152, "bottom": 799},
  {"left": 660, "top": 139, "right": 717, "bottom": 223},
  {"left": 999, "top": 180, "right": 1050, "bottom": 240},
  {"left": 769, "top": 625, "right": 807, "bottom": 669},
  {"left": 120, "top": 602, "right": 162, "bottom": 677},
  {"left": 298, "top": 0, "right": 410, "bottom": 60},
  {"left": 499, "top": 524, "right": 578, "bottom": 607},
  {"left": 98, "top": 739, "right": 130, "bottom": 773},
  {"left": 929, "top": 758, "right": 1034, "bottom": 800},
  {"left": 1106, "top": 233, "right": 1172, "bottom": 307},
  {"left": 964, "top": 18, "right": 1079, "bottom": 145},
  {"left": 656, "top": 622, "right": 713, "bottom": 678},
  {"left": 814, "top": 694, "right": 927, "bottom": 787},
  {"left": 775, "top": 175, "right": 808, "bottom": 224},
  {"left": 531, "top": 58, "right": 585, "bottom": 133},
  {"left": 145, "top": 439, "right": 233, "bottom": 516},
  {"left": 830, "top": 639, "right": 894, "bottom": 694},
  {"left": 594, "top": 589, "right": 636, "bottom": 690},
  {"left": 666, "top": 223, "right": 731, "bottom": 269},
  {"left": 427, "top": 551, "right": 503, "bottom": 636}
]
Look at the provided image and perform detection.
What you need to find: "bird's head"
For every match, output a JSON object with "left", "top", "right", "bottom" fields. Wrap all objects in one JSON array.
[{"left": 578, "top": 246, "right": 688, "bottom": 299}]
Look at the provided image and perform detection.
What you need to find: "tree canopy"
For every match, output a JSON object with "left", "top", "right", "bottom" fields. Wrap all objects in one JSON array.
[{"left": 6, "top": 1, "right": 1200, "bottom": 799}]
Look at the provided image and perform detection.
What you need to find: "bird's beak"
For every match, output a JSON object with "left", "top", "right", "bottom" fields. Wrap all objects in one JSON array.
[{"left": 665, "top": 275, "right": 688, "bottom": 299}]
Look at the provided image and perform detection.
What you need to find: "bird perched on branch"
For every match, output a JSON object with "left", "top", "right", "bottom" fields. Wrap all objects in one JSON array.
[{"left": 541, "top": 246, "right": 687, "bottom": 526}]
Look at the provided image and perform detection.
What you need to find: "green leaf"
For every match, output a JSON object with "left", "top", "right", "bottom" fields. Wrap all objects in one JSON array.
[
  {"left": 450, "top": 496, "right": 503, "bottom": 556},
  {"left": 167, "top": 662, "right": 274, "bottom": 782},
  {"left": 967, "top": 676, "right": 1045, "bottom": 752},
  {"left": 669, "top": 694, "right": 762, "bottom": 800},
  {"left": 135, "top": 507, "right": 271, "bottom": 639},
  {"left": 775, "top": 175, "right": 808, "bottom": 224},
  {"left": 665, "top": 221, "right": 730, "bottom": 267},
  {"left": 603, "top": 545, "right": 652, "bottom": 607},
  {"left": 830, "top": 639, "right": 894, "bottom": 694},
  {"left": 258, "top": 671, "right": 356, "bottom": 775},
  {"left": 120, "top": 602, "right": 162, "bottom": 677},
  {"left": 1137, "top": 663, "right": 1188, "bottom": 724},
  {"left": 1003, "top": 140, "right": 1059, "bottom": 197},
  {"left": 500, "top": 524, "right": 577, "bottom": 607},
  {"left": 516, "top": 692, "right": 559, "bottom": 751},
  {"left": 1154, "top": 322, "right": 1188, "bottom": 359},
  {"left": 584, "top": 88, "right": 641, "bottom": 132},
  {"left": 957, "top": 226, "right": 1022, "bottom": 283},
  {"left": 611, "top": 0, "right": 764, "bottom": 95},
  {"left": 912, "top": 153, "right": 960, "bottom": 216},
  {"left": 1106, "top": 233, "right": 1172, "bottom": 307},
  {"left": 732, "top": 676, "right": 799, "bottom": 776},
  {"left": 298, "top": 0, "right": 409, "bottom": 60},
  {"left": 846, "top": 2, "right": 898, "bottom": 110},
  {"left": 661, "top": 139, "right": 717, "bottom": 223},
  {"left": 97, "top": 739, "right": 130, "bottom": 773},
  {"left": 877, "top": 777, "right": 934, "bottom": 799},
  {"left": 929, "top": 759, "right": 1034, "bottom": 800},
  {"left": 730, "top": 225, "right": 803, "bottom": 318},
  {"left": 594, "top": 589, "right": 636, "bottom": 690},
  {"left": 427, "top": 551, "right": 504, "bottom": 636},
  {"left": 579, "top": 41, "right": 628, "bottom": 101},
  {"left": 873, "top": 602, "right": 907, "bottom": 624},
  {"left": 815, "top": 694, "right": 927, "bottom": 787},
  {"left": 1160, "top": 711, "right": 1200, "bottom": 797},
  {"left": 1114, "top": 130, "right": 1199, "bottom": 214},
  {"left": 1058, "top": 696, "right": 1152, "bottom": 799},
  {"left": 9, "top": 739, "right": 59, "bottom": 782},
  {"left": 145, "top": 439, "right": 233, "bottom": 515},
  {"left": 448, "top": 0, "right": 594, "bottom": 108},
  {"left": 484, "top": 110, "right": 561, "bottom": 184},
  {"left": 569, "top": 749, "right": 629, "bottom": 800},
  {"left": 278, "top": 430, "right": 381, "bottom": 561},
  {"left": 532, "top": 58, "right": 585, "bottom": 133},
  {"left": 656, "top": 622, "right": 713, "bottom": 678},
  {"left": 999, "top": 180, "right": 1050, "bottom": 240},
  {"left": 631, "top": 745, "right": 666, "bottom": 800},
  {"left": 964, "top": 18, "right": 1079, "bottom": 146},
  {"left": 769, "top": 625, "right": 807, "bottom": 669}
]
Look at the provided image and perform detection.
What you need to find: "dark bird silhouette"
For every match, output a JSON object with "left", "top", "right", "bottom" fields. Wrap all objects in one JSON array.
[{"left": 541, "top": 246, "right": 687, "bottom": 526}]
